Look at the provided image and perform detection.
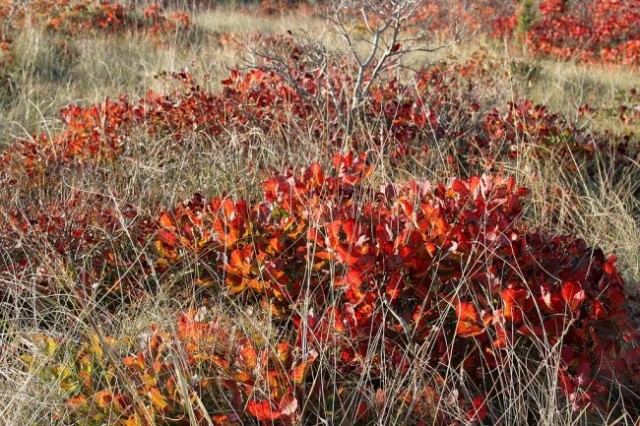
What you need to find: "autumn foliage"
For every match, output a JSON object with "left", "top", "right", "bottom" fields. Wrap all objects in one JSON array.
[
  {"left": 20, "top": 155, "right": 631, "bottom": 424},
  {"left": 0, "top": 193, "right": 152, "bottom": 312},
  {"left": 2, "top": 52, "right": 637, "bottom": 187},
  {"left": 40, "top": 313, "right": 316, "bottom": 425},
  {"left": 14, "top": 156, "right": 639, "bottom": 423},
  {"left": 0, "top": 0, "right": 190, "bottom": 37},
  {"left": 526, "top": 0, "right": 640, "bottom": 65},
  {"left": 3, "top": 1, "right": 640, "bottom": 424}
]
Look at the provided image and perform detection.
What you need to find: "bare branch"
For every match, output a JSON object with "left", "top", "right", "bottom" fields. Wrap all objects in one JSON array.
[{"left": 245, "top": 0, "right": 453, "bottom": 149}]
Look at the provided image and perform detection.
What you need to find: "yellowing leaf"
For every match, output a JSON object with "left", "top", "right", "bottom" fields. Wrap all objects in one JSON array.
[
  {"left": 20, "top": 355, "right": 34, "bottom": 369},
  {"left": 60, "top": 377, "right": 77, "bottom": 392},
  {"left": 35, "top": 334, "right": 58, "bottom": 357},
  {"left": 148, "top": 386, "right": 169, "bottom": 411},
  {"left": 89, "top": 334, "right": 104, "bottom": 360},
  {"left": 94, "top": 390, "right": 113, "bottom": 408},
  {"left": 122, "top": 415, "right": 144, "bottom": 426}
]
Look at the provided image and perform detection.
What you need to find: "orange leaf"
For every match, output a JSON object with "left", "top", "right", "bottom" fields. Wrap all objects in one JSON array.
[
  {"left": 315, "top": 251, "right": 336, "bottom": 261},
  {"left": 276, "top": 343, "right": 291, "bottom": 363},
  {"left": 159, "top": 212, "right": 174, "bottom": 228},
  {"left": 238, "top": 341, "right": 257, "bottom": 369},
  {"left": 307, "top": 162, "right": 324, "bottom": 186},
  {"left": 268, "top": 237, "right": 284, "bottom": 254},
  {"left": 211, "top": 414, "right": 230, "bottom": 425},
  {"left": 227, "top": 249, "right": 252, "bottom": 275},
  {"left": 148, "top": 386, "right": 169, "bottom": 411},
  {"left": 122, "top": 415, "right": 144, "bottom": 426},
  {"left": 501, "top": 288, "right": 529, "bottom": 320},
  {"left": 220, "top": 198, "right": 235, "bottom": 220},
  {"left": 123, "top": 353, "right": 146, "bottom": 371},
  {"left": 455, "top": 301, "right": 485, "bottom": 338},
  {"left": 290, "top": 350, "right": 317, "bottom": 384},
  {"left": 247, "top": 399, "right": 283, "bottom": 421},
  {"left": 66, "top": 395, "right": 88, "bottom": 410}
]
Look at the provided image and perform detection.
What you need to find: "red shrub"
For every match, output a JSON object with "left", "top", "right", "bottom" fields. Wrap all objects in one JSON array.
[
  {"left": 2, "top": 58, "right": 636, "bottom": 188},
  {"left": 0, "top": 0, "right": 190, "bottom": 37},
  {"left": 527, "top": 0, "right": 640, "bottom": 65},
  {"left": 152, "top": 154, "right": 640, "bottom": 421}
]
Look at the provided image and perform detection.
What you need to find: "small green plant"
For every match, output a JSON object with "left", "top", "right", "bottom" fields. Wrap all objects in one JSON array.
[{"left": 517, "top": 0, "right": 537, "bottom": 40}]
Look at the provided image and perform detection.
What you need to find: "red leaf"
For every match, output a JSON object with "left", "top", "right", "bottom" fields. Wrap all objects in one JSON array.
[
  {"left": 307, "top": 162, "right": 324, "bottom": 186},
  {"left": 385, "top": 272, "right": 404, "bottom": 301},
  {"left": 467, "top": 396, "right": 488, "bottom": 422},
  {"left": 94, "top": 390, "right": 114, "bottom": 408},
  {"left": 540, "top": 285, "right": 564, "bottom": 313},
  {"left": 452, "top": 179, "right": 469, "bottom": 195},
  {"left": 356, "top": 401, "right": 369, "bottom": 420},
  {"left": 246, "top": 399, "right": 282, "bottom": 421},
  {"left": 334, "top": 268, "right": 363, "bottom": 289},
  {"left": 561, "top": 281, "right": 585, "bottom": 312},
  {"left": 157, "top": 229, "right": 178, "bottom": 247}
]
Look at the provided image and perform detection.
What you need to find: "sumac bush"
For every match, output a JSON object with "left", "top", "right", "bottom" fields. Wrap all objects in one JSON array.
[
  {"left": 526, "top": 0, "right": 640, "bottom": 65},
  {"left": 0, "top": 0, "right": 190, "bottom": 38},
  {"left": 146, "top": 154, "right": 640, "bottom": 423},
  {"left": 6, "top": 54, "right": 637, "bottom": 186},
  {"left": 24, "top": 155, "right": 639, "bottom": 423}
]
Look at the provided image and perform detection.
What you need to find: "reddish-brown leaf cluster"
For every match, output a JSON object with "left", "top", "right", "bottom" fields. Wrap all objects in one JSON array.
[
  {"left": 526, "top": 0, "right": 640, "bottom": 64},
  {"left": 150, "top": 155, "right": 640, "bottom": 421},
  {"left": 6, "top": 53, "right": 636, "bottom": 186},
  {"left": 257, "top": 0, "right": 640, "bottom": 66},
  {"left": 27, "top": 156, "right": 639, "bottom": 423},
  {"left": 3, "top": 4, "right": 640, "bottom": 422},
  {"left": 0, "top": 0, "right": 190, "bottom": 38},
  {"left": 44, "top": 1, "right": 190, "bottom": 38},
  {"left": 410, "top": 0, "right": 519, "bottom": 39}
]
